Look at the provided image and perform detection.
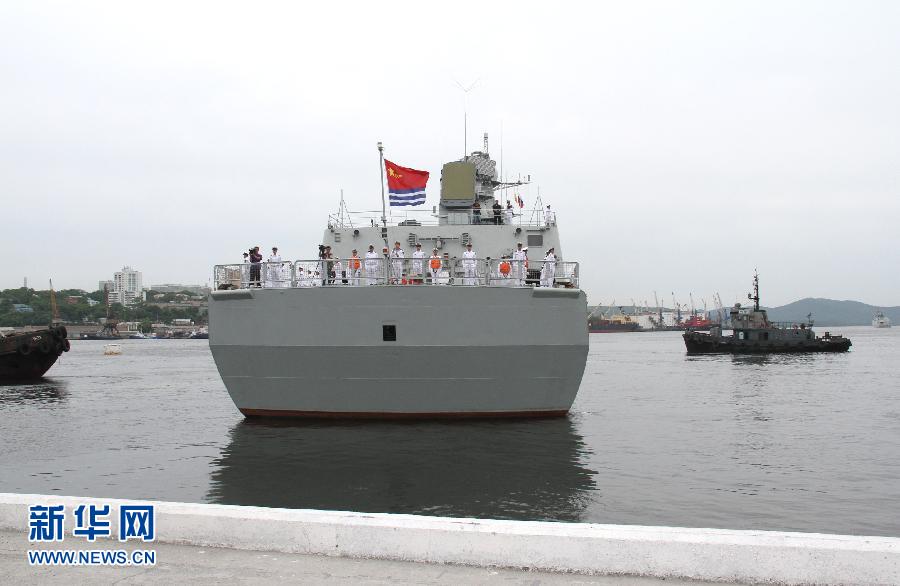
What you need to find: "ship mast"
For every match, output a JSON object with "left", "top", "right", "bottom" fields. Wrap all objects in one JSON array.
[{"left": 748, "top": 270, "right": 760, "bottom": 311}]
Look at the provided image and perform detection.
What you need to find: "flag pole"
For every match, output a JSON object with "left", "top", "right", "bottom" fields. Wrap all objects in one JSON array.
[{"left": 378, "top": 141, "right": 387, "bottom": 246}]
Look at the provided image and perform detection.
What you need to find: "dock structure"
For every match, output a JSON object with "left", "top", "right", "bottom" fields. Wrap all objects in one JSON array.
[{"left": 2, "top": 494, "right": 898, "bottom": 585}]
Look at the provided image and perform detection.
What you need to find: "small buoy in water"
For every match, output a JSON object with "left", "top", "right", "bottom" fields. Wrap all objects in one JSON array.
[{"left": 104, "top": 343, "right": 122, "bottom": 356}]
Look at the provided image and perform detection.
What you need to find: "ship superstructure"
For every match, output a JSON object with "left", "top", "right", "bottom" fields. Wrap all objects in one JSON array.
[
  {"left": 872, "top": 311, "right": 892, "bottom": 328},
  {"left": 208, "top": 144, "right": 588, "bottom": 418}
]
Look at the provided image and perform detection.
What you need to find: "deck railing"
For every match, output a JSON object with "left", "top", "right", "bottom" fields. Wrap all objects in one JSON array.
[
  {"left": 214, "top": 258, "right": 578, "bottom": 290},
  {"left": 327, "top": 209, "right": 557, "bottom": 229}
]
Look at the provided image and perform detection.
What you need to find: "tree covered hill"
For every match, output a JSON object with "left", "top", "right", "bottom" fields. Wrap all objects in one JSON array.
[
  {"left": 0, "top": 288, "right": 205, "bottom": 327},
  {"left": 764, "top": 298, "right": 898, "bottom": 326}
]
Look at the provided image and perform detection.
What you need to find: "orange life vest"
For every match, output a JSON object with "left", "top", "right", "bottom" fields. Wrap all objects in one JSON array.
[{"left": 350, "top": 257, "right": 361, "bottom": 270}]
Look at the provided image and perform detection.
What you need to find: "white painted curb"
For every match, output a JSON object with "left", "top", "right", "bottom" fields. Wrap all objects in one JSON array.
[{"left": 1, "top": 493, "right": 898, "bottom": 585}]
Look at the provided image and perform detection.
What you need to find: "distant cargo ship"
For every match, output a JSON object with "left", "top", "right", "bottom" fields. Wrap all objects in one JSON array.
[
  {"left": 587, "top": 306, "right": 643, "bottom": 333},
  {"left": 588, "top": 317, "right": 642, "bottom": 333}
]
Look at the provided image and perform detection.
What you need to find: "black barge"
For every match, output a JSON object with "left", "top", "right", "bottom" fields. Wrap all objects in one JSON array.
[{"left": 0, "top": 326, "right": 70, "bottom": 380}]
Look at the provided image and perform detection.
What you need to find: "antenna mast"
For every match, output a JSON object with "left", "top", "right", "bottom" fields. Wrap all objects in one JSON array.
[
  {"left": 748, "top": 270, "right": 760, "bottom": 311},
  {"left": 377, "top": 141, "right": 387, "bottom": 246},
  {"left": 337, "top": 189, "right": 353, "bottom": 229},
  {"left": 454, "top": 78, "right": 479, "bottom": 158}
]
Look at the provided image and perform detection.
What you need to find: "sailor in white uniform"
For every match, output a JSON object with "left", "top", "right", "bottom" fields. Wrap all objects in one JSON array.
[
  {"left": 462, "top": 243, "right": 478, "bottom": 286},
  {"left": 241, "top": 252, "right": 250, "bottom": 288},
  {"left": 348, "top": 249, "right": 362, "bottom": 286},
  {"left": 512, "top": 242, "right": 527, "bottom": 287},
  {"left": 267, "top": 247, "right": 283, "bottom": 288},
  {"left": 331, "top": 256, "right": 343, "bottom": 286},
  {"left": 390, "top": 241, "right": 405, "bottom": 284},
  {"left": 364, "top": 245, "right": 380, "bottom": 286},
  {"left": 544, "top": 205, "right": 553, "bottom": 227},
  {"left": 504, "top": 202, "right": 514, "bottom": 226},
  {"left": 411, "top": 243, "right": 425, "bottom": 284},
  {"left": 540, "top": 248, "right": 556, "bottom": 287}
]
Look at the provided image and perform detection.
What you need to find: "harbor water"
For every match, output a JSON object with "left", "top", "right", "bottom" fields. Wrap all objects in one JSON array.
[{"left": 1, "top": 327, "right": 898, "bottom": 537}]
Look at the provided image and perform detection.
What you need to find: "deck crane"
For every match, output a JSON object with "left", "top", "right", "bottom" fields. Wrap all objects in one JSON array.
[
  {"left": 714, "top": 293, "right": 727, "bottom": 326},
  {"left": 49, "top": 279, "right": 60, "bottom": 325},
  {"left": 587, "top": 302, "right": 604, "bottom": 323},
  {"left": 689, "top": 293, "right": 696, "bottom": 317},
  {"left": 605, "top": 299, "right": 616, "bottom": 319}
]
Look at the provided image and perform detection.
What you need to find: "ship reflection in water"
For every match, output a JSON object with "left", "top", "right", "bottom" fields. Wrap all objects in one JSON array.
[
  {"left": 0, "top": 378, "right": 68, "bottom": 406},
  {"left": 208, "top": 418, "right": 597, "bottom": 521}
]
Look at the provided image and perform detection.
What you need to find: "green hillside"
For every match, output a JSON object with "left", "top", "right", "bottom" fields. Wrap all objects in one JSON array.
[{"left": 765, "top": 298, "right": 898, "bottom": 326}]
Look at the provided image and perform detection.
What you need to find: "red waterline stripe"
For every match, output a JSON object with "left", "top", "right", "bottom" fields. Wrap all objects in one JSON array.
[{"left": 239, "top": 408, "right": 569, "bottom": 420}]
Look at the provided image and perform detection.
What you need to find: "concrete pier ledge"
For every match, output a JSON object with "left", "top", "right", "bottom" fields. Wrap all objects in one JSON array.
[{"left": 2, "top": 493, "right": 898, "bottom": 585}]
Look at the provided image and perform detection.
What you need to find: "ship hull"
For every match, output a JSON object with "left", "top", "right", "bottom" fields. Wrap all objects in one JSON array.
[
  {"left": 0, "top": 327, "right": 70, "bottom": 381},
  {"left": 208, "top": 286, "right": 589, "bottom": 418},
  {"left": 588, "top": 323, "right": 641, "bottom": 333},
  {"left": 683, "top": 332, "right": 851, "bottom": 354}
]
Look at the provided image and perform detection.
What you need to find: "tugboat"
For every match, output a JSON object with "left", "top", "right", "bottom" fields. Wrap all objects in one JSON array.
[{"left": 683, "top": 272, "right": 851, "bottom": 354}]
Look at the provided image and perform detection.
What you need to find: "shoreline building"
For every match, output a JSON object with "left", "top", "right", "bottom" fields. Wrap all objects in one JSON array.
[
  {"left": 149, "top": 284, "right": 211, "bottom": 296},
  {"left": 109, "top": 266, "right": 143, "bottom": 306}
]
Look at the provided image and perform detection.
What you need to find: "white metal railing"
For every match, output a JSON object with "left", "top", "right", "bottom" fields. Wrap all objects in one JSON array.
[
  {"left": 214, "top": 258, "right": 578, "bottom": 290},
  {"left": 327, "top": 208, "right": 556, "bottom": 229}
]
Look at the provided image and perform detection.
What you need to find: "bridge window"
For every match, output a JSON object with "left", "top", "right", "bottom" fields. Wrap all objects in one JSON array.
[
  {"left": 382, "top": 325, "right": 397, "bottom": 342},
  {"left": 527, "top": 234, "right": 543, "bottom": 247}
]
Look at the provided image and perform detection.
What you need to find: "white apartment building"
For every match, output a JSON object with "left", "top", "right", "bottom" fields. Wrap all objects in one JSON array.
[{"left": 109, "top": 266, "right": 143, "bottom": 306}]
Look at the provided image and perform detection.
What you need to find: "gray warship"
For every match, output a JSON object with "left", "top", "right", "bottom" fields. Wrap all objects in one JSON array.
[
  {"left": 209, "top": 140, "right": 588, "bottom": 418},
  {"left": 683, "top": 272, "right": 851, "bottom": 354}
]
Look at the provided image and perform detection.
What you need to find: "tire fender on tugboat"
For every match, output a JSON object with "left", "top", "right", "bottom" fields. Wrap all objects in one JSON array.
[{"left": 17, "top": 338, "right": 33, "bottom": 356}]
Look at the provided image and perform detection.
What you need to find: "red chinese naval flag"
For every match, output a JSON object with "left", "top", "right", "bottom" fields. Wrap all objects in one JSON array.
[{"left": 385, "top": 160, "right": 430, "bottom": 206}]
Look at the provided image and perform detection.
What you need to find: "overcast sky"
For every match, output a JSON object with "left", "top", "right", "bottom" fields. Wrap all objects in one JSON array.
[{"left": 2, "top": 1, "right": 898, "bottom": 307}]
